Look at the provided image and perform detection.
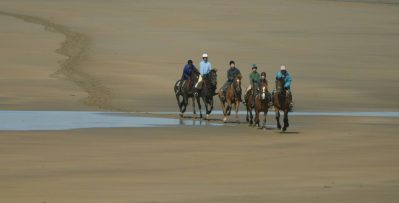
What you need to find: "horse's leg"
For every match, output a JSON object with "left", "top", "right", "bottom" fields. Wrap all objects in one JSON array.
[
  {"left": 282, "top": 109, "right": 289, "bottom": 132},
  {"left": 235, "top": 100, "right": 240, "bottom": 122},
  {"left": 254, "top": 108, "right": 260, "bottom": 128},
  {"left": 263, "top": 108, "right": 268, "bottom": 130},
  {"left": 219, "top": 96, "right": 228, "bottom": 122},
  {"left": 196, "top": 95, "right": 202, "bottom": 119},
  {"left": 251, "top": 107, "right": 255, "bottom": 127},
  {"left": 246, "top": 105, "right": 249, "bottom": 123},
  {"left": 227, "top": 98, "right": 232, "bottom": 116},
  {"left": 275, "top": 109, "right": 281, "bottom": 130},
  {"left": 176, "top": 94, "right": 183, "bottom": 113},
  {"left": 181, "top": 94, "right": 188, "bottom": 114},
  {"left": 192, "top": 97, "right": 196, "bottom": 116},
  {"left": 202, "top": 96, "right": 209, "bottom": 120}
]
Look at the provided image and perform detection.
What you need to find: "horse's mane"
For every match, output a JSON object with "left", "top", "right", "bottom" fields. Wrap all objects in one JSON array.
[{"left": 236, "top": 73, "right": 242, "bottom": 80}]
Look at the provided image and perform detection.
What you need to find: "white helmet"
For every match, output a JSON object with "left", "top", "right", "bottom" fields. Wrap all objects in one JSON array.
[
  {"left": 280, "top": 65, "right": 286, "bottom": 71},
  {"left": 202, "top": 53, "right": 208, "bottom": 58}
]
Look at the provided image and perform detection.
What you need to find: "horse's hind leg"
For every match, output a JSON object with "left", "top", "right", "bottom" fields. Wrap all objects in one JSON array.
[
  {"left": 275, "top": 110, "right": 281, "bottom": 130},
  {"left": 282, "top": 109, "right": 289, "bottom": 132}
]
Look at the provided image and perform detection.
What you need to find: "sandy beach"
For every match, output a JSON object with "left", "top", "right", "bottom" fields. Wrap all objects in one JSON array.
[{"left": 0, "top": 0, "right": 398, "bottom": 202}]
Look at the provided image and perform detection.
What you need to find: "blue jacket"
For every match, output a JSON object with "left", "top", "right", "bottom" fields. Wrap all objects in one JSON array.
[
  {"left": 275, "top": 71, "right": 292, "bottom": 89},
  {"left": 181, "top": 64, "right": 197, "bottom": 80},
  {"left": 199, "top": 60, "right": 212, "bottom": 76}
]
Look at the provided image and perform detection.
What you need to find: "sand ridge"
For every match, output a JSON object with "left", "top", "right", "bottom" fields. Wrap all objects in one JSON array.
[{"left": 0, "top": 11, "right": 114, "bottom": 110}]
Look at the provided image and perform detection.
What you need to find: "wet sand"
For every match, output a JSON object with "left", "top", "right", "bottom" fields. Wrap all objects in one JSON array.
[
  {"left": 1, "top": 116, "right": 399, "bottom": 203},
  {"left": 0, "top": 0, "right": 399, "bottom": 202}
]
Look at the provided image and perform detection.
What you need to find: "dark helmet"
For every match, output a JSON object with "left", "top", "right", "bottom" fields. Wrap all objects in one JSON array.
[
  {"left": 187, "top": 59, "right": 193, "bottom": 64},
  {"left": 229, "top": 60, "right": 235, "bottom": 65},
  {"left": 251, "top": 64, "right": 257, "bottom": 70},
  {"left": 261, "top": 72, "right": 266, "bottom": 77}
]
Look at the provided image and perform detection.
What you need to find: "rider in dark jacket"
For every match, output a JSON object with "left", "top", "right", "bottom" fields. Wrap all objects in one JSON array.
[
  {"left": 181, "top": 60, "right": 198, "bottom": 81},
  {"left": 220, "top": 60, "right": 242, "bottom": 101},
  {"left": 177, "top": 60, "right": 199, "bottom": 95}
]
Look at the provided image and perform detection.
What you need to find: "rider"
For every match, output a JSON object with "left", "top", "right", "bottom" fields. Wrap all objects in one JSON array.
[
  {"left": 272, "top": 65, "right": 294, "bottom": 111},
  {"left": 195, "top": 53, "right": 212, "bottom": 89},
  {"left": 220, "top": 60, "right": 242, "bottom": 101},
  {"left": 244, "top": 64, "right": 260, "bottom": 104},
  {"left": 177, "top": 59, "right": 199, "bottom": 95}
]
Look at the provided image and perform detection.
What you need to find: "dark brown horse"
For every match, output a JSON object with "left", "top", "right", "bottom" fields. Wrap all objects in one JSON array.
[
  {"left": 273, "top": 77, "right": 290, "bottom": 132},
  {"left": 196, "top": 69, "right": 217, "bottom": 119},
  {"left": 254, "top": 80, "right": 271, "bottom": 129},
  {"left": 174, "top": 72, "right": 200, "bottom": 117},
  {"left": 218, "top": 74, "right": 242, "bottom": 123}
]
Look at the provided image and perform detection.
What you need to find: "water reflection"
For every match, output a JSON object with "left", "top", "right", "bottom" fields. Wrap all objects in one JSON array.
[{"left": 0, "top": 111, "right": 223, "bottom": 131}]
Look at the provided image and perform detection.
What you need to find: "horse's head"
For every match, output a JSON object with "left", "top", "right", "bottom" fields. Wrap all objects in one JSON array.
[
  {"left": 259, "top": 82, "right": 268, "bottom": 100},
  {"left": 233, "top": 73, "right": 242, "bottom": 92},
  {"left": 275, "top": 77, "right": 285, "bottom": 94},
  {"left": 209, "top": 69, "right": 218, "bottom": 86}
]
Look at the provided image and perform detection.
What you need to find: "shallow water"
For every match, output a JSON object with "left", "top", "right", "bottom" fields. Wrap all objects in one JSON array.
[
  {"left": 0, "top": 111, "right": 221, "bottom": 131},
  {"left": 0, "top": 110, "right": 397, "bottom": 131},
  {"left": 144, "top": 110, "right": 399, "bottom": 117}
]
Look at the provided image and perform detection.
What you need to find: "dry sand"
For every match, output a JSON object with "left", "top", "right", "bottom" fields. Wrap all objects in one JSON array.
[{"left": 0, "top": 0, "right": 398, "bottom": 202}]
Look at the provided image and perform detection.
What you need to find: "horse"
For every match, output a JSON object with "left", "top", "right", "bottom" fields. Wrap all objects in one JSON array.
[
  {"left": 273, "top": 77, "right": 291, "bottom": 132},
  {"left": 174, "top": 72, "right": 201, "bottom": 117},
  {"left": 245, "top": 80, "right": 258, "bottom": 126},
  {"left": 218, "top": 74, "right": 242, "bottom": 123},
  {"left": 196, "top": 69, "right": 217, "bottom": 119},
  {"left": 254, "top": 80, "right": 271, "bottom": 129}
]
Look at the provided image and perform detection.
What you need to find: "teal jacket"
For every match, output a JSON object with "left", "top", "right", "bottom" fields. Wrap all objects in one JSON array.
[{"left": 275, "top": 71, "right": 292, "bottom": 89}]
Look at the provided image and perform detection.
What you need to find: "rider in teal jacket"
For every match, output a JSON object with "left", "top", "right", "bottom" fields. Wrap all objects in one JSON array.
[
  {"left": 275, "top": 67, "right": 292, "bottom": 90},
  {"left": 273, "top": 65, "right": 294, "bottom": 111}
]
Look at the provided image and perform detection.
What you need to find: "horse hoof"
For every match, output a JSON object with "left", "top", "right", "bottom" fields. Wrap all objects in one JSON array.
[
  {"left": 206, "top": 114, "right": 209, "bottom": 120},
  {"left": 223, "top": 117, "right": 227, "bottom": 123},
  {"left": 282, "top": 127, "right": 287, "bottom": 132}
]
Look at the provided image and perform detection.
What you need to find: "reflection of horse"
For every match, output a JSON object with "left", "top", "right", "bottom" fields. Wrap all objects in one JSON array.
[
  {"left": 254, "top": 81, "right": 270, "bottom": 129},
  {"left": 245, "top": 81, "right": 257, "bottom": 126},
  {"left": 274, "top": 77, "right": 290, "bottom": 132},
  {"left": 218, "top": 74, "right": 242, "bottom": 122},
  {"left": 174, "top": 72, "right": 200, "bottom": 117},
  {"left": 196, "top": 69, "right": 217, "bottom": 119}
]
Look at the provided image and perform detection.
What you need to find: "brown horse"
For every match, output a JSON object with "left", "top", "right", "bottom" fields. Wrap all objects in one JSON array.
[
  {"left": 273, "top": 77, "right": 290, "bottom": 132},
  {"left": 174, "top": 72, "right": 200, "bottom": 117},
  {"left": 218, "top": 74, "right": 242, "bottom": 122},
  {"left": 254, "top": 81, "right": 271, "bottom": 129},
  {"left": 245, "top": 81, "right": 257, "bottom": 126}
]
